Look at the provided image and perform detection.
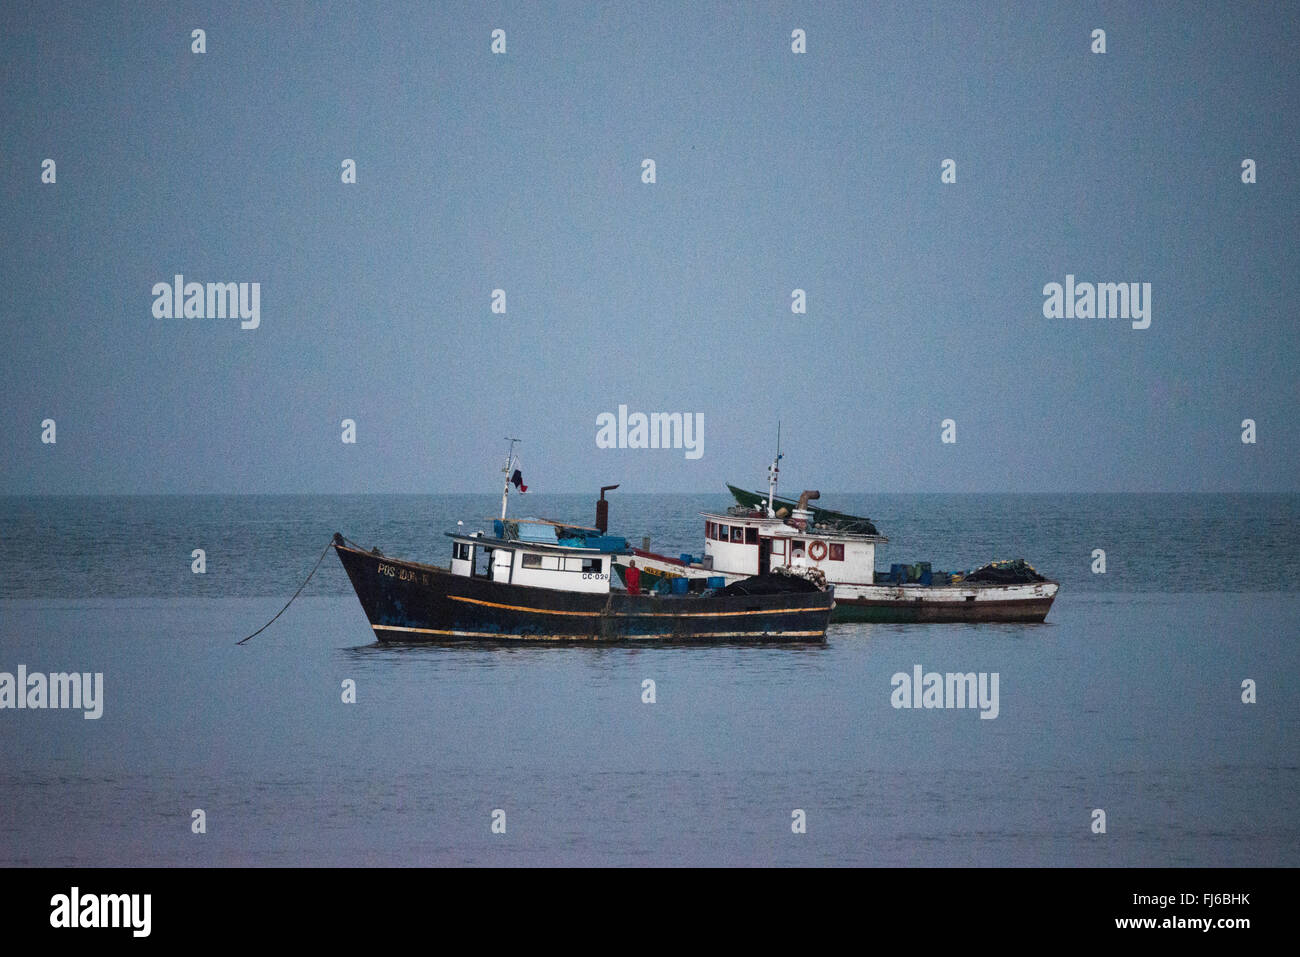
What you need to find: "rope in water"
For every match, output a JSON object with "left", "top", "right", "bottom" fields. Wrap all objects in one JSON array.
[{"left": 236, "top": 537, "right": 337, "bottom": 645}]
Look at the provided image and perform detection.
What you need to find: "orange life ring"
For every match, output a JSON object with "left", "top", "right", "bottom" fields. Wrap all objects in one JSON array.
[{"left": 808, "top": 540, "right": 828, "bottom": 561}]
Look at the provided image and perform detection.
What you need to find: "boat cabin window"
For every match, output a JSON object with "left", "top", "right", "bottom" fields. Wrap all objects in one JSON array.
[
  {"left": 521, "top": 553, "right": 542, "bottom": 568},
  {"left": 730, "top": 526, "right": 744, "bottom": 543},
  {"left": 453, "top": 542, "right": 471, "bottom": 561},
  {"left": 582, "top": 557, "right": 603, "bottom": 573},
  {"left": 829, "top": 543, "right": 845, "bottom": 561},
  {"left": 792, "top": 540, "right": 806, "bottom": 555},
  {"left": 706, "top": 521, "right": 714, "bottom": 538},
  {"left": 715, "top": 523, "right": 729, "bottom": 541},
  {"left": 745, "top": 528, "right": 758, "bottom": 545}
]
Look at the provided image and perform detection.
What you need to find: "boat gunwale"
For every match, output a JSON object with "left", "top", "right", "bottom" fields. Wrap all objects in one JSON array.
[{"left": 616, "top": 549, "right": 1060, "bottom": 589}]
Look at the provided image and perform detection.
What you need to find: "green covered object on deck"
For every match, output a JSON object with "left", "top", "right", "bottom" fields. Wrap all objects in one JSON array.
[{"left": 725, "top": 484, "right": 880, "bottom": 535}]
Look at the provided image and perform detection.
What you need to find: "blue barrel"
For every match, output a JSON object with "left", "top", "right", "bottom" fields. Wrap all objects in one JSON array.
[
  {"left": 707, "top": 576, "right": 725, "bottom": 589},
  {"left": 680, "top": 553, "right": 693, "bottom": 565},
  {"left": 671, "top": 577, "right": 689, "bottom": 595}
]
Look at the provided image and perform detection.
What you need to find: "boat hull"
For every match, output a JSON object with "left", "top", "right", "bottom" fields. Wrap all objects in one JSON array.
[
  {"left": 829, "top": 581, "right": 1056, "bottom": 623},
  {"left": 334, "top": 543, "right": 832, "bottom": 642},
  {"left": 830, "top": 589, "right": 1056, "bottom": 623}
]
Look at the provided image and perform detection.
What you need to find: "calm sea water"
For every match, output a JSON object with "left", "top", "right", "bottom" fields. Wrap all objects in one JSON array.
[{"left": 1, "top": 493, "right": 1297, "bottom": 866}]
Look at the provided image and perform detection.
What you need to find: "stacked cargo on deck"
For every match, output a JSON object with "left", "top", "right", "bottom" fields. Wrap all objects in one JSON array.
[{"left": 883, "top": 562, "right": 963, "bottom": 586}]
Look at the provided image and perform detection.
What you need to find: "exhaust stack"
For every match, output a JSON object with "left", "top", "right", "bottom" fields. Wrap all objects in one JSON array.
[
  {"left": 791, "top": 490, "right": 820, "bottom": 530},
  {"left": 596, "top": 484, "right": 620, "bottom": 533}
]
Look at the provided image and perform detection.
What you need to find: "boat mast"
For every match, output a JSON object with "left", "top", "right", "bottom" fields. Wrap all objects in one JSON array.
[
  {"left": 500, "top": 437, "right": 520, "bottom": 521},
  {"left": 766, "top": 421, "right": 782, "bottom": 517}
]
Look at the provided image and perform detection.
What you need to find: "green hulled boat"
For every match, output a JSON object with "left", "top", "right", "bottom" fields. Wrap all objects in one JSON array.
[{"left": 725, "top": 484, "right": 880, "bottom": 535}]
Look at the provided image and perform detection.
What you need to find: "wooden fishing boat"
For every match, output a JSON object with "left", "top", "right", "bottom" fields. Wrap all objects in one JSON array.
[
  {"left": 616, "top": 451, "right": 1058, "bottom": 624},
  {"left": 332, "top": 441, "right": 834, "bottom": 643}
]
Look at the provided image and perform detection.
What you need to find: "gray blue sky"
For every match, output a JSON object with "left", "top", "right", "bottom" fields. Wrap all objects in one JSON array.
[{"left": 2, "top": 1, "right": 1297, "bottom": 493}]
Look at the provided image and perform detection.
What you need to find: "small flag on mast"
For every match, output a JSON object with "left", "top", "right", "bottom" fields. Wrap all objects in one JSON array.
[{"left": 510, "top": 467, "right": 527, "bottom": 493}]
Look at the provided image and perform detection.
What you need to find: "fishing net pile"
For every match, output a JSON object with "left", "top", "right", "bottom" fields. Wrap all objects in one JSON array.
[
  {"left": 720, "top": 569, "right": 825, "bottom": 595},
  {"left": 963, "top": 559, "right": 1048, "bottom": 584}
]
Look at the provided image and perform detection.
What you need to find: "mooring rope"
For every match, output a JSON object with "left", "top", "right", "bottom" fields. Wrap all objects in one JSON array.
[{"left": 236, "top": 537, "right": 337, "bottom": 645}]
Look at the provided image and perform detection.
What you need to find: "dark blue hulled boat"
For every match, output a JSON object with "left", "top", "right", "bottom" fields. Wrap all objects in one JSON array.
[{"left": 333, "top": 443, "right": 833, "bottom": 643}]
